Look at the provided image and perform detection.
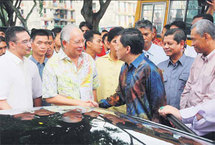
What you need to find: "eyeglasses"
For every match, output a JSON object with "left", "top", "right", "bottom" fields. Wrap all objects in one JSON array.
[{"left": 0, "top": 46, "right": 7, "bottom": 50}]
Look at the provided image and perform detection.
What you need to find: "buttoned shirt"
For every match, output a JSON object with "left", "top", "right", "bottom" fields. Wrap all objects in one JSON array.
[
  {"left": 96, "top": 53, "right": 126, "bottom": 113},
  {"left": 100, "top": 53, "right": 166, "bottom": 120},
  {"left": 180, "top": 99, "right": 215, "bottom": 136},
  {"left": 158, "top": 54, "right": 194, "bottom": 109},
  {"left": 42, "top": 50, "right": 99, "bottom": 101},
  {"left": 29, "top": 55, "right": 48, "bottom": 79},
  {"left": 180, "top": 49, "right": 215, "bottom": 109},
  {"left": 0, "top": 51, "right": 42, "bottom": 109},
  {"left": 143, "top": 43, "right": 168, "bottom": 65}
]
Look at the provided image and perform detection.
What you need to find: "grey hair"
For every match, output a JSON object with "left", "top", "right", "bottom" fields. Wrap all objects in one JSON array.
[
  {"left": 60, "top": 24, "right": 78, "bottom": 49},
  {"left": 135, "top": 20, "right": 153, "bottom": 31},
  {"left": 191, "top": 19, "right": 215, "bottom": 40}
]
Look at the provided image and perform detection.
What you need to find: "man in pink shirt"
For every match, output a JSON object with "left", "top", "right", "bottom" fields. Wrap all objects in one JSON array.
[{"left": 180, "top": 19, "right": 215, "bottom": 109}]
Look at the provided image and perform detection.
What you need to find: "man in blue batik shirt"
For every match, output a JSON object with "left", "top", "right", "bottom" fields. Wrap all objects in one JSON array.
[{"left": 99, "top": 28, "right": 166, "bottom": 123}]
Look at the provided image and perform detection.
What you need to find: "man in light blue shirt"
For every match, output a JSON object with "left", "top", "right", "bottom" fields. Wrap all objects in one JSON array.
[
  {"left": 158, "top": 28, "right": 194, "bottom": 109},
  {"left": 29, "top": 29, "right": 49, "bottom": 79},
  {"left": 135, "top": 20, "right": 168, "bottom": 65}
]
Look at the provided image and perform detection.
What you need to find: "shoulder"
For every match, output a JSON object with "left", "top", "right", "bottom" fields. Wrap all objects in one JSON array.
[
  {"left": 158, "top": 60, "right": 169, "bottom": 69},
  {"left": 96, "top": 54, "right": 108, "bottom": 63}
]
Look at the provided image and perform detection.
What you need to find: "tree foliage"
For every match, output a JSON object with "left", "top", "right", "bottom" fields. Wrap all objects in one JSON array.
[
  {"left": 0, "top": 0, "right": 38, "bottom": 30},
  {"left": 81, "top": 0, "right": 111, "bottom": 31}
]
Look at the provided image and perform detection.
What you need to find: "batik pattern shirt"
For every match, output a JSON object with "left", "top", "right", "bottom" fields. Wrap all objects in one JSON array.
[
  {"left": 42, "top": 50, "right": 99, "bottom": 101},
  {"left": 101, "top": 53, "right": 166, "bottom": 121}
]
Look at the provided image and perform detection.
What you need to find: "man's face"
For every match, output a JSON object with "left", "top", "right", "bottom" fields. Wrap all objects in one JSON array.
[
  {"left": 31, "top": 35, "right": 48, "bottom": 57},
  {"left": 64, "top": 29, "right": 84, "bottom": 58},
  {"left": 81, "top": 26, "right": 89, "bottom": 34},
  {"left": 90, "top": 34, "right": 103, "bottom": 54},
  {"left": 109, "top": 36, "right": 118, "bottom": 57},
  {"left": 138, "top": 27, "right": 154, "bottom": 49},
  {"left": 115, "top": 35, "right": 127, "bottom": 61},
  {"left": 46, "top": 36, "right": 54, "bottom": 57},
  {"left": 0, "top": 41, "right": 7, "bottom": 56},
  {"left": 190, "top": 27, "right": 206, "bottom": 54},
  {"left": 163, "top": 35, "right": 184, "bottom": 58},
  {"left": 54, "top": 32, "right": 61, "bottom": 48},
  {"left": 13, "top": 31, "right": 31, "bottom": 58},
  {"left": 0, "top": 31, "right": 5, "bottom": 37}
]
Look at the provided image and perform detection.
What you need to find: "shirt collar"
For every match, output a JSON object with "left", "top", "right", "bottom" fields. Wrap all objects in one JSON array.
[
  {"left": 201, "top": 49, "right": 215, "bottom": 62},
  {"left": 29, "top": 55, "right": 48, "bottom": 65},
  {"left": 128, "top": 53, "right": 145, "bottom": 69},
  {"left": 58, "top": 48, "right": 84, "bottom": 62},
  {"left": 6, "top": 50, "right": 23, "bottom": 65},
  {"left": 167, "top": 53, "right": 186, "bottom": 67}
]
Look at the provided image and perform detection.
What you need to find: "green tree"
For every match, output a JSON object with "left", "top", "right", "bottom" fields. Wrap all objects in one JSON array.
[
  {"left": 81, "top": 0, "right": 111, "bottom": 31},
  {"left": 0, "top": 0, "right": 38, "bottom": 30}
]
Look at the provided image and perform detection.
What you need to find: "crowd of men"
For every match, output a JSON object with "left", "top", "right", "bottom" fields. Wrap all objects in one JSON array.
[{"left": 0, "top": 5, "right": 215, "bottom": 140}]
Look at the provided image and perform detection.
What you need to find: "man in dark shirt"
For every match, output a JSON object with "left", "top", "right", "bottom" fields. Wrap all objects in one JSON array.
[{"left": 99, "top": 28, "right": 166, "bottom": 122}]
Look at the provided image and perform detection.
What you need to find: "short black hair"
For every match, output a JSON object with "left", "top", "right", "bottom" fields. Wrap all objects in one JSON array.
[
  {"left": 135, "top": 20, "right": 153, "bottom": 31},
  {"left": 102, "top": 29, "right": 108, "bottom": 33},
  {"left": 119, "top": 28, "right": 144, "bottom": 55},
  {"left": 0, "top": 36, "right": 6, "bottom": 43},
  {"left": 52, "top": 27, "right": 62, "bottom": 38},
  {"left": 30, "top": 29, "right": 49, "bottom": 41},
  {"left": 5, "top": 26, "right": 29, "bottom": 47},
  {"left": 164, "top": 28, "right": 186, "bottom": 44},
  {"left": 102, "top": 33, "right": 108, "bottom": 43},
  {"left": 84, "top": 30, "right": 101, "bottom": 48},
  {"left": 170, "top": 21, "right": 186, "bottom": 31},
  {"left": 79, "top": 21, "right": 92, "bottom": 30},
  {"left": 193, "top": 14, "right": 214, "bottom": 23},
  {"left": 107, "top": 27, "right": 124, "bottom": 42},
  {"left": 46, "top": 29, "right": 54, "bottom": 39},
  {"left": 164, "top": 24, "right": 171, "bottom": 30}
]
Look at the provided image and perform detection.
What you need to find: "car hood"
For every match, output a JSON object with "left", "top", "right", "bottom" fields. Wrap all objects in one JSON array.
[{"left": 0, "top": 106, "right": 213, "bottom": 145}]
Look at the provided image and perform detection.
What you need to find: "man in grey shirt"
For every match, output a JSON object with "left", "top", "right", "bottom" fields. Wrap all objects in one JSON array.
[{"left": 158, "top": 28, "right": 194, "bottom": 109}]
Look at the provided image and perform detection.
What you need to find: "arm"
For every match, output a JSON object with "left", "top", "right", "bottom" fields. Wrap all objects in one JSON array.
[
  {"left": 33, "top": 97, "right": 42, "bottom": 107},
  {"left": 207, "top": 0, "right": 215, "bottom": 15},
  {"left": 0, "top": 100, "right": 12, "bottom": 110},
  {"left": 148, "top": 69, "right": 166, "bottom": 122},
  {"left": 99, "top": 84, "right": 125, "bottom": 108},
  {"left": 93, "top": 89, "right": 98, "bottom": 102},
  {"left": 46, "top": 94, "right": 97, "bottom": 107}
]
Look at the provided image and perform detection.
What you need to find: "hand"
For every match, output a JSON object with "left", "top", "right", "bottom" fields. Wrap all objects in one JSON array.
[
  {"left": 84, "top": 100, "right": 98, "bottom": 107},
  {"left": 158, "top": 105, "right": 182, "bottom": 120},
  {"left": 87, "top": 100, "right": 99, "bottom": 107},
  {"left": 207, "top": 0, "right": 215, "bottom": 10}
]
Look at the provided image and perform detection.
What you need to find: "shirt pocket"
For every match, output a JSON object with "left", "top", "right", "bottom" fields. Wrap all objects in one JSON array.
[{"left": 178, "top": 73, "right": 189, "bottom": 91}]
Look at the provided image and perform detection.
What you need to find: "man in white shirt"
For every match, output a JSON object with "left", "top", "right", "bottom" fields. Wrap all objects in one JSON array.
[
  {"left": 0, "top": 26, "right": 42, "bottom": 110},
  {"left": 135, "top": 20, "right": 168, "bottom": 65}
]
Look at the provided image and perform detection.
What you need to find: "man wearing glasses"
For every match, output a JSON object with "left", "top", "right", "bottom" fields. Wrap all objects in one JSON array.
[
  {"left": 0, "top": 26, "right": 42, "bottom": 110},
  {"left": 42, "top": 24, "right": 99, "bottom": 107}
]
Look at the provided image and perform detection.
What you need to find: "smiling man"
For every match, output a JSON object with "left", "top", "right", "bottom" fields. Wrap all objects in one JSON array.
[
  {"left": 99, "top": 28, "right": 166, "bottom": 122},
  {"left": 42, "top": 24, "right": 99, "bottom": 107},
  {"left": 158, "top": 28, "right": 194, "bottom": 109},
  {"left": 0, "top": 26, "right": 42, "bottom": 110}
]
